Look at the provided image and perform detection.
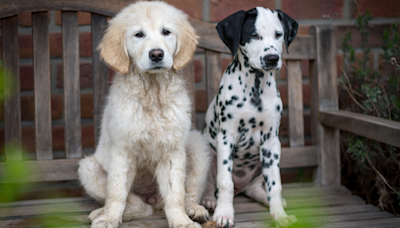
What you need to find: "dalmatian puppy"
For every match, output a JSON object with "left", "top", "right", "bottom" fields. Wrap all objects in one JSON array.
[{"left": 202, "top": 7, "right": 298, "bottom": 227}]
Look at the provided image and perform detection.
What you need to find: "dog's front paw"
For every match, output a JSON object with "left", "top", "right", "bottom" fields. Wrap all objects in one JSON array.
[
  {"left": 186, "top": 204, "right": 209, "bottom": 224},
  {"left": 271, "top": 212, "right": 297, "bottom": 227},
  {"left": 88, "top": 207, "right": 121, "bottom": 228},
  {"left": 201, "top": 197, "right": 217, "bottom": 212},
  {"left": 212, "top": 204, "right": 234, "bottom": 227}
]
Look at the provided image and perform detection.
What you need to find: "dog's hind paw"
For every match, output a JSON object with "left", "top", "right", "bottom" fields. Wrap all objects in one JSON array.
[
  {"left": 201, "top": 197, "right": 217, "bottom": 212},
  {"left": 186, "top": 204, "right": 209, "bottom": 224}
]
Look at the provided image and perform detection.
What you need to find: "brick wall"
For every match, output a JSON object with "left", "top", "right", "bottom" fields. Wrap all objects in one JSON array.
[{"left": 0, "top": 0, "right": 399, "bottom": 171}]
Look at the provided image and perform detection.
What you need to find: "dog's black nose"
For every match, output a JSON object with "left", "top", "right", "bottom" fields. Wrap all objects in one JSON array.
[
  {"left": 149, "top": 49, "right": 164, "bottom": 62},
  {"left": 264, "top": 54, "right": 279, "bottom": 66}
]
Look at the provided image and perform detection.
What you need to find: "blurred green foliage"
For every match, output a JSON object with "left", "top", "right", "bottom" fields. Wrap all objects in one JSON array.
[{"left": 339, "top": 10, "right": 400, "bottom": 215}]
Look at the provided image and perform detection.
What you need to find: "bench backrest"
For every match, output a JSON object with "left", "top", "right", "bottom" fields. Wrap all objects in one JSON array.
[{"left": 0, "top": 0, "right": 339, "bottom": 186}]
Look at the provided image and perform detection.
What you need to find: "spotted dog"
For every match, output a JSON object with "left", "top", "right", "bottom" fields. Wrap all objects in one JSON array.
[{"left": 202, "top": 7, "right": 298, "bottom": 227}]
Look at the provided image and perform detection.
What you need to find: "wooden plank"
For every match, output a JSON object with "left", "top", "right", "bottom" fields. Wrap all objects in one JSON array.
[
  {"left": 0, "top": 159, "right": 80, "bottom": 183},
  {"left": 309, "top": 25, "right": 340, "bottom": 186},
  {"left": 0, "top": 197, "right": 93, "bottom": 208},
  {"left": 62, "top": 11, "right": 82, "bottom": 159},
  {"left": 2, "top": 16, "right": 22, "bottom": 162},
  {"left": 280, "top": 146, "right": 318, "bottom": 168},
  {"left": 182, "top": 61, "right": 196, "bottom": 128},
  {"left": 234, "top": 195, "right": 365, "bottom": 207},
  {"left": 205, "top": 50, "right": 221, "bottom": 106},
  {"left": 32, "top": 12, "right": 52, "bottom": 160},
  {"left": 281, "top": 35, "right": 316, "bottom": 60},
  {"left": 321, "top": 110, "right": 400, "bottom": 148},
  {"left": 323, "top": 217, "right": 400, "bottom": 228},
  {"left": 91, "top": 13, "right": 109, "bottom": 146},
  {"left": 286, "top": 60, "right": 304, "bottom": 147}
]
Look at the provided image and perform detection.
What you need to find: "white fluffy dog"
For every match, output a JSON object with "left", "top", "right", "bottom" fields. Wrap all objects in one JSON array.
[{"left": 78, "top": 2, "right": 210, "bottom": 228}]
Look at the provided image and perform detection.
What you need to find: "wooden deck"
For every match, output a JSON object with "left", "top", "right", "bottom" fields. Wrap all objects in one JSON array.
[{"left": 1, "top": 183, "right": 398, "bottom": 228}]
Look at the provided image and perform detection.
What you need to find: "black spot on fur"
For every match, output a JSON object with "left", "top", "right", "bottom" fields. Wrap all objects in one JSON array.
[
  {"left": 259, "top": 121, "right": 264, "bottom": 126},
  {"left": 209, "top": 143, "right": 216, "bottom": 152},
  {"left": 231, "top": 95, "right": 239, "bottom": 101},
  {"left": 223, "top": 159, "right": 228, "bottom": 165},
  {"left": 224, "top": 141, "right": 228, "bottom": 145},
  {"left": 237, "top": 103, "right": 244, "bottom": 108},
  {"left": 249, "top": 68, "right": 264, "bottom": 112},
  {"left": 252, "top": 125, "right": 256, "bottom": 128},
  {"left": 245, "top": 137, "right": 255, "bottom": 149},
  {"left": 228, "top": 167, "right": 231, "bottom": 172},
  {"left": 228, "top": 85, "right": 232, "bottom": 90},
  {"left": 267, "top": 196, "right": 271, "bottom": 201},
  {"left": 248, "top": 163, "right": 256, "bottom": 170},
  {"left": 221, "top": 117, "right": 227, "bottom": 122},
  {"left": 272, "top": 181, "right": 276, "bottom": 186},
  {"left": 225, "top": 100, "right": 233, "bottom": 105},
  {"left": 266, "top": 150, "right": 271, "bottom": 158},
  {"left": 274, "top": 154, "right": 279, "bottom": 160},
  {"left": 262, "top": 148, "right": 267, "bottom": 157},
  {"left": 227, "top": 113, "right": 233, "bottom": 119},
  {"left": 276, "top": 105, "right": 281, "bottom": 111}
]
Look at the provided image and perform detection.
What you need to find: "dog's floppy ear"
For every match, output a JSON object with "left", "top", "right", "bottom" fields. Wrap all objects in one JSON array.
[
  {"left": 216, "top": 10, "right": 247, "bottom": 56},
  {"left": 98, "top": 20, "right": 130, "bottom": 74},
  {"left": 276, "top": 9, "right": 298, "bottom": 54},
  {"left": 173, "top": 20, "right": 198, "bottom": 71}
]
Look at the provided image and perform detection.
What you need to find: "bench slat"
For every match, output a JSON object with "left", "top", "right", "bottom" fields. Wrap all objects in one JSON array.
[
  {"left": 287, "top": 60, "right": 304, "bottom": 147},
  {"left": 182, "top": 61, "right": 196, "bottom": 128},
  {"left": 0, "top": 159, "right": 80, "bottom": 183},
  {"left": 91, "top": 13, "right": 109, "bottom": 147},
  {"left": 205, "top": 50, "right": 222, "bottom": 105},
  {"left": 1, "top": 16, "right": 22, "bottom": 161},
  {"left": 320, "top": 110, "right": 400, "bottom": 148},
  {"left": 62, "top": 11, "right": 82, "bottom": 159},
  {"left": 33, "top": 12, "right": 53, "bottom": 160}
]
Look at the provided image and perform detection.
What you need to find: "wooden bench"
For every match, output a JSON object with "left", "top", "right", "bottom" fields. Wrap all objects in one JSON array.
[{"left": 1, "top": 0, "right": 400, "bottom": 227}]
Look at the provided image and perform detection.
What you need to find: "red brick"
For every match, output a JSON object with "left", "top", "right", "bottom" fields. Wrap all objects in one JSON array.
[
  {"left": 195, "top": 89, "right": 207, "bottom": 112},
  {"left": 281, "top": 0, "right": 344, "bottom": 20},
  {"left": 337, "top": 53, "right": 344, "bottom": 75},
  {"left": 57, "top": 63, "right": 94, "bottom": 88},
  {"left": 194, "top": 59, "right": 203, "bottom": 83},
  {"left": 55, "top": 11, "right": 92, "bottom": 25},
  {"left": 210, "top": 0, "right": 275, "bottom": 22},
  {"left": 51, "top": 94, "right": 64, "bottom": 120},
  {"left": 0, "top": 94, "right": 63, "bottom": 121},
  {"left": 20, "top": 64, "right": 34, "bottom": 90},
  {"left": 20, "top": 96, "right": 35, "bottom": 121},
  {"left": 163, "top": 0, "right": 203, "bottom": 20},
  {"left": 49, "top": 33, "right": 62, "bottom": 57},
  {"left": 19, "top": 34, "right": 33, "bottom": 59},
  {"left": 335, "top": 24, "right": 391, "bottom": 48},
  {"left": 51, "top": 124, "right": 95, "bottom": 152},
  {"left": 297, "top": 26, "right": 311, "bottom": 35},
  {"left": 21, "top": 126, "right": 35, "bottom": 152},
  {"left": 356, "top": 0, "right": 400, "bottom": 18},
  {"left": 18, "top": 12, "right": 33, "bottom": 27},
  {"left": 79, "top": 32, "right": 92, "bottom": 57},
  {"left": 81, "top": 93, "right": 94, "bottom": 118}
]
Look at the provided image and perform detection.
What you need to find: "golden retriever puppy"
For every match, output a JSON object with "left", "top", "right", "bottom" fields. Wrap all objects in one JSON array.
[{"left": 78, "top": 2, "right": 210, "bottom": 228}]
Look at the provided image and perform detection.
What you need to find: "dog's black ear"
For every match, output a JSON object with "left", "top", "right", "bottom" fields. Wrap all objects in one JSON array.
[
  {"left": 216, "top": 10, "right": 247, "bottom": 56},
  {"left": 276, "top": 9, "right": 298, "bottom": 54}
]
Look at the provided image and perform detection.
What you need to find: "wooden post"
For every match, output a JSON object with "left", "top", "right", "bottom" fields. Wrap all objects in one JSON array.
[
  {"left": 182, "top": 61, "right": 196, "bottom": 128},
  {"left": 205, "top": 50, "right": 221, "bottom": 106},
  {"left": 2, "top": 16, "right": 22, "bottom": 161},
  {"left": 309, "top": 25, "right": 340, "bottom": 186}
]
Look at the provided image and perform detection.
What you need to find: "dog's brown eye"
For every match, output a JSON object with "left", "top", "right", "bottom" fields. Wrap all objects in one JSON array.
[
  {"left": 251, "top": 32, "right": 260, "bottom": 39},
  {"left": 135, "top": 32, "right": 144, "bottom": 38},
  {"left": 162, "top": 29, "right": 171, "bottom": 36},
  {"left": 275, "top": 31, "right": 283, "bottom": 39}
]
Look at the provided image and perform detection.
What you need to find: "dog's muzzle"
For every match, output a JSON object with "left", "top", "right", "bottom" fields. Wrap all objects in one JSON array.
[{"left": 262, "top": 54, "right": 279, "bottom": 69}]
